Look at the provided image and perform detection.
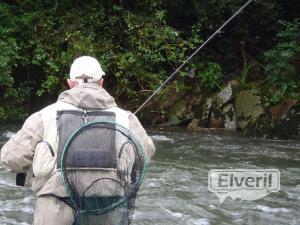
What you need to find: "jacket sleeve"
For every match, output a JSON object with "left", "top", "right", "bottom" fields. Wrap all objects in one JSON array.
[
  {"left": 1, "top": 112, "right": 44, "bottom": 172},
  {"left": 128, "top": 113, "right": 156, "bottom": 163}
]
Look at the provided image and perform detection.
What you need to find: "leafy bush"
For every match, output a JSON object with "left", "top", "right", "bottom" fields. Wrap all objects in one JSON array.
[
  {"left": 263, "top": 20, "right": 300, "bottom": 105},
  {"left": 195, "top": 62, "right": 223, "bottom": 91},
  {"left": 0, "top": 1, "right": 299, "bottom": 122},
  {"left": 0, "top": 4, "right": 27, "bottom": 121},
  {"left": 264, "top": 20, "right": 300, "bottom": 84}
]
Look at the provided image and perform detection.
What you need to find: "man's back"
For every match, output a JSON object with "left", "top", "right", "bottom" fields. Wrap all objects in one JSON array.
[{"left": 0, "top": 56, "right": 156, "bottom": 225}]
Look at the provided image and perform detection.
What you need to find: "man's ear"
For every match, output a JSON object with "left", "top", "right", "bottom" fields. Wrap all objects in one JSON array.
[
  {"left": 98, "top": 79, "right": 104, "bottom": 87},
  {"left": 67, "top": 79, "right": 77, "bottom": 88}
]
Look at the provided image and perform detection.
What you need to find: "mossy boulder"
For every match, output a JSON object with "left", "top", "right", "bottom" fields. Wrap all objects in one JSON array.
[
  {"left": 166, "top": 94, "right": 201, "bottom": 126},
  {"left": 234, "top": 90, "right": 264, "bottom": 129}
]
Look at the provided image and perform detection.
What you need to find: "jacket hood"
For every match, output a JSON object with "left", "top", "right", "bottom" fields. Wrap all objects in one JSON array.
[{"left": 57, "top": 83, "right": 117, "bottom": 109}]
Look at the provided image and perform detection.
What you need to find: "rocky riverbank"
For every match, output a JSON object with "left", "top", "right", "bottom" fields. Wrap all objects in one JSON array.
[{"left": 147, "top": 82, "right": 300, "bottom": 140}]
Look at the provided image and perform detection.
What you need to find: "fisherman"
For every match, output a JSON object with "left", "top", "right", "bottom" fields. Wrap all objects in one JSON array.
[{"left": 1, "top": 56, "right": 156, "bottom": 225}]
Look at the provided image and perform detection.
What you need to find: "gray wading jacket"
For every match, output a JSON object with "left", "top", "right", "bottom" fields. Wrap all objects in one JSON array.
[{"left": 1, "top": 83, "right": 156, "bottom": 196}]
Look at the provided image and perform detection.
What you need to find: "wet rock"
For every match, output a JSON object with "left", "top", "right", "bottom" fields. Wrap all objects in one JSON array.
[
  {"left": 273, "top": 102, "right": 300, "bottom": 139},
  {"left": 208, "top": 104, "right": 224, "bottom": 128},
  {"left": 187, "top": 118, "right": 200, "bottom": 131},
  {"left": 234, "top": 90, "right": 264, "bottom": 129},
  {"left": 243, "top": 114, "right": 273, "bottom": 139},
  {"left": 223, "top": 104, "right": 237, "bottom": 129},
  {"left": 165, "top": 94, "right": 202, "bottom": 126},
  {"left": 244, "top": 102, "right": 300, "bottom": 139},
  {"left": 190, "top": 95, "right": 202, "bottom": 106},
  {"left": 209, "top": 115, "right": 224, "bottom": 128},
  {"left": 216, "top": 84, "right": 233, "bottom": 107},
  {"left": 166, "top": 99, "right": 194, "bottom": 126},
  {"left": 270, "top": 99, "right": 297, "bottom": 121},
  {"left": 199, "top": 98, "right": 213, "bottom": 127},
  {"left": 228, "top": 80, "right": 240, "bottom": 87},
  {"left": 159, "top": 85, "right": 187, "bottom": 109},
  {"left": 273, "top": 114, "right": 300, "bottom": 139}
]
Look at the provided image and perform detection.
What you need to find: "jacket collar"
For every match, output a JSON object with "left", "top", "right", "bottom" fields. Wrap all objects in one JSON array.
[{"left": 57, "top": 83, "right": 117, "bottom": 109}]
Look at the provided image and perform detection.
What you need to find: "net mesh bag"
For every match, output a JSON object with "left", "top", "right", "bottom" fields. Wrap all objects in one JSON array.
[{"left": 60, "top": 121, "right": 146, "bottom": 225}]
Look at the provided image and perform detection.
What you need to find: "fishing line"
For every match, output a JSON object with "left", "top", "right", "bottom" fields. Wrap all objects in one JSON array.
[{"left": 134, "top": 0, "right": 254, "bottom": 115}]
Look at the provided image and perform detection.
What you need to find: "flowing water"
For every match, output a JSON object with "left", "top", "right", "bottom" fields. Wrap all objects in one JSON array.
[{"left": 0, "top": 126, "right": 299, "bottom": 225}]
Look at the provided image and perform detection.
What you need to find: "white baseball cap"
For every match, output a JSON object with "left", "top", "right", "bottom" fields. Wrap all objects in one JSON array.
[{"left": 70, "top": 56, "right": 105, "bottom": 83}]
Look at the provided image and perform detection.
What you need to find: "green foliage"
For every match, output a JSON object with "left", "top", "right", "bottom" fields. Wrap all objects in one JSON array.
[
  {"left": 0, "top": 3, "right": 26, "bottom": 121},
  {"left": 37, "top": 75, "right": 60, "bottom": 96},
  {"left": 240, "top": 62, "right": 253, "bottom": 85},
  {"left": 263, "top": 20, "right": 300, "bottom": 106},
  {"left": 195, "top": 62, "right": 223, "bottom": 91},
  {"left": 264, "top": 20, "right": 300, "bottom": 84},
  {"left": 265, "top": 81, "right": 298, "bottom": 107},
  {"left": 0, "top": 1, "right": 299, "bottom": 122}
]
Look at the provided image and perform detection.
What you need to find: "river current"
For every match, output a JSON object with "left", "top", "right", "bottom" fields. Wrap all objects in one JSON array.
[{"left": 0, "top": 126, "right": 299, "bottom": 225}]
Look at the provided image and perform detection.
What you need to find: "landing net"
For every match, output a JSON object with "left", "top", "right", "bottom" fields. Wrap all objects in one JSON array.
[{"left": 60, "top": 121, "right": 146, "bottom": 225}]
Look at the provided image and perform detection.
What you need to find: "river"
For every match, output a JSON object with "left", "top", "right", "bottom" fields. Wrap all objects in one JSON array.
[{"left": 0, "top": 126, "right": 299, "bottom": 225}]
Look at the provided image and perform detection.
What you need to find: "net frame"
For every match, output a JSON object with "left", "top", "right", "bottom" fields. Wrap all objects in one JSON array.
[{"left": 59, "top": 120, "right": 147, "bottom": 219}]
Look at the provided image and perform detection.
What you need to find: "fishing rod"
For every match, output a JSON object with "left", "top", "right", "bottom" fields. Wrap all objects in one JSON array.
[{"left": 134, "top": 0, "right": 254, "bottom": 115}]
